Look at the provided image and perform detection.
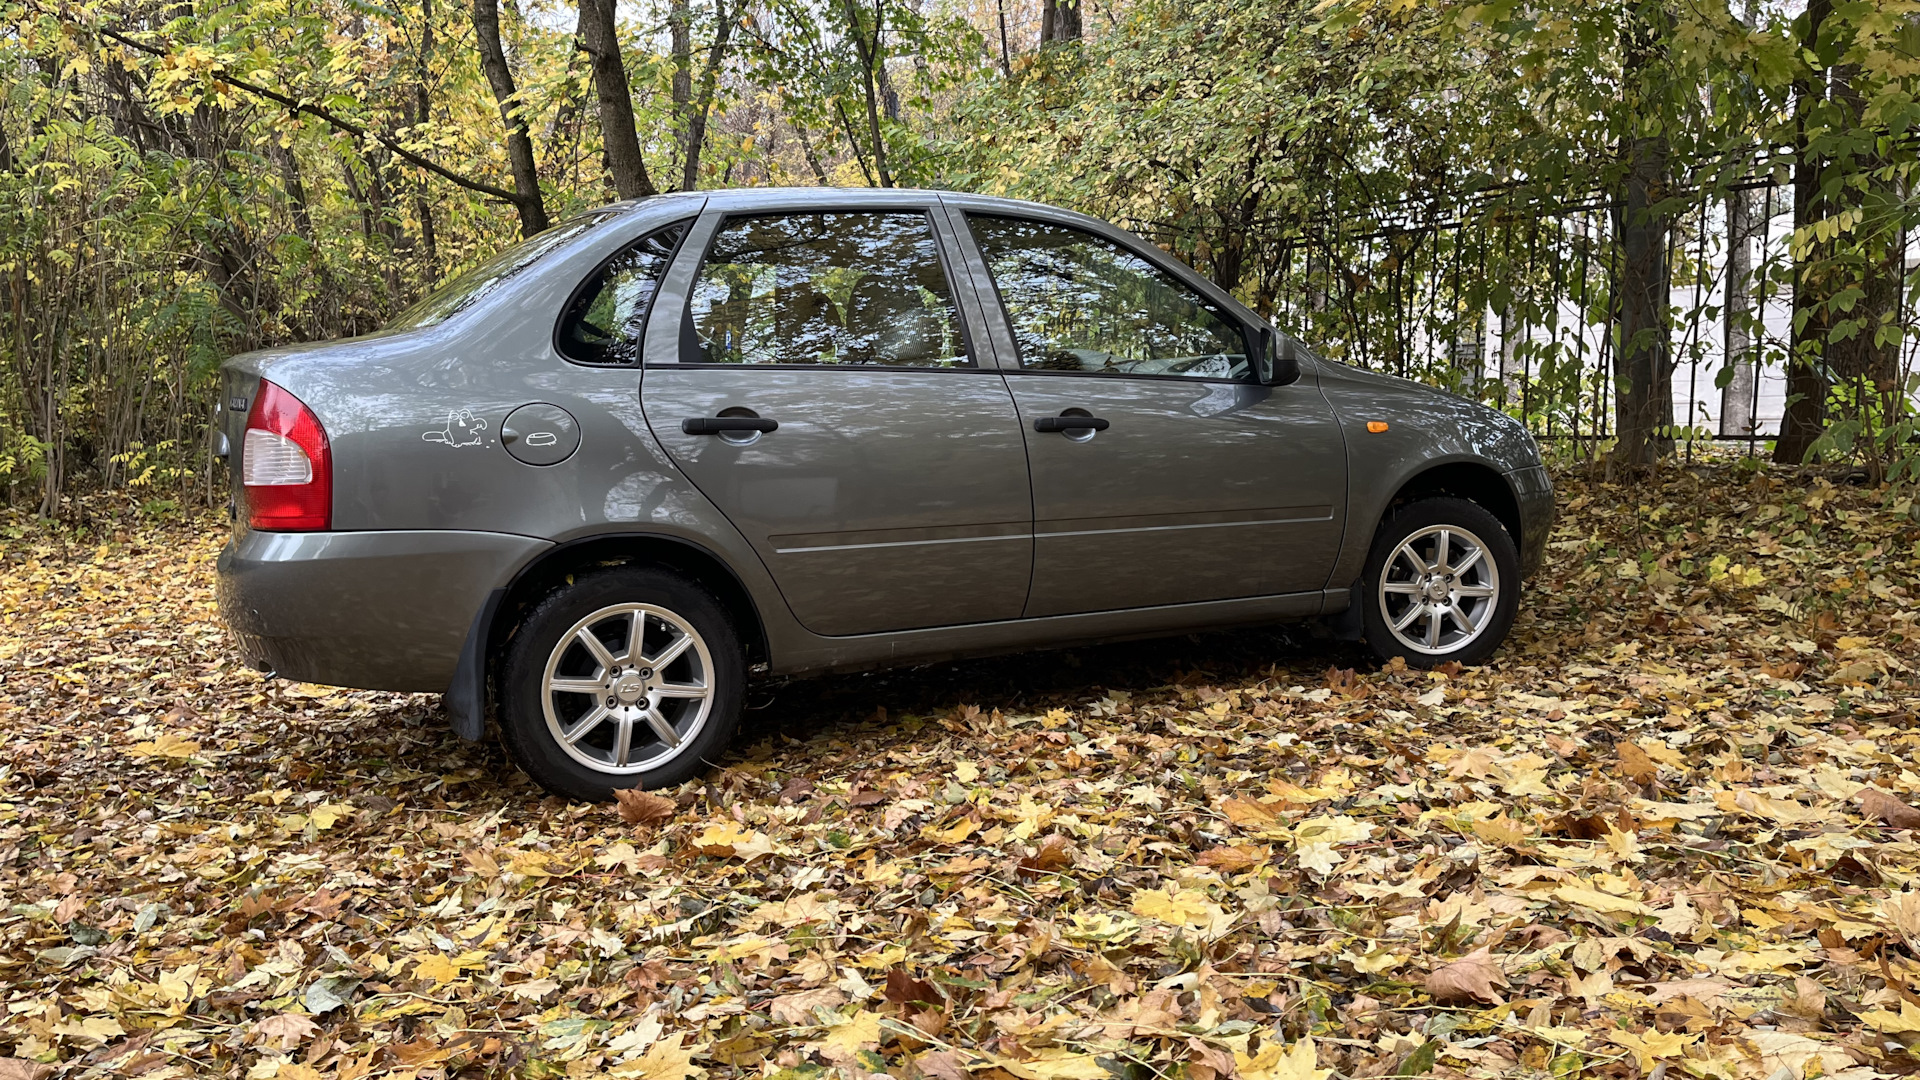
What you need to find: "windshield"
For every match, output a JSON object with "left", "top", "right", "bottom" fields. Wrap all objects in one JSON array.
[{"left": 386, "top": 211, "right": 619, "bottom": 331}]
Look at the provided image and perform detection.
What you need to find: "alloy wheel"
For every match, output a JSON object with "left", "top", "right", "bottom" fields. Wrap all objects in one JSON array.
[
  {"left": 1376, "top": 524, "right": 1501, "bottom": 655},
  {"left": 540, "top": 602, "right": 715, "bottom": 775}
]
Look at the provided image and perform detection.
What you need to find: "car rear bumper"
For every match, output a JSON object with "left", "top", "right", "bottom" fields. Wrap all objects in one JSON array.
[
  {"left": 1507, "top": 464, "right": 1554, "bottom": 577},
  {"left": 217, "top": 528, "right": 550, "bottom": 692}
]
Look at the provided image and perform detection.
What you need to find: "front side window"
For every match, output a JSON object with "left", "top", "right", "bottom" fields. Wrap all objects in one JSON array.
[
  {"left": 685, "top": 212, "right": 969, "bottom": 368},
  {"left": 557, "top": 222, "right": 688, "bottom": 364},
  {"left": 969, "top": 215, "right": 1250, "bottom": 380}
]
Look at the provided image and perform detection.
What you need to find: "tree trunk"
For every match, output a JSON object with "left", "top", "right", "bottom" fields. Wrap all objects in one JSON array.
[
  {"left": 1776, "top": 0, "right": 1831, "bottom": 464},
  {"left": 841, "top": 0, "right": 891, "bottom": 187},
  {"left": 670, "top": 0, "right": 692, "bottom": 184},
  {"left": 340, "top": 155, "right": 378, "bottom": 242},
  {"left": 1613, "top": 133, "right": 1673, "bottom": 466},
  {"left": 876, "top": 51, "right": 900, "bottom": 122},
  {"left": 576, "top": 0, "right": 656, "bottom": 200},
  {"left": 1824, "top": 62, "right": 1901, "bottom": 478},
  {"left": 1719, "top": 186, "right": 1760, "bottom": 436},
  {"left": 472, "top": 0, "right": 551, "bottom": 235},
  {"left": 681, "top": 0, "right": 734, "bottom": 190},
  {"left": 415, "top": 0, "right": 439, "bottom": 281},
  {"left": 1612, "top": 2, "right": 1673, "bottom": 468},
  {"left": 994, "top": 0, "right": 1012, "bottom": 76},
  {"left": 796, "top": 124, "right": 831, "bottom": 184},
  {"left": 1498, "top": 308, "right": 1525, "bottom": 407},
  {"left": 1039, "top": 0, "right": 1080, "bottom": 43},
  {"left": 269, "top": 139, "right": 314, "bottom": 244}
]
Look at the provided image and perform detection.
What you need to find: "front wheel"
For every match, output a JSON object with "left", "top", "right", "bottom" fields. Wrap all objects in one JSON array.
[
  {"left": 1360, "top": 497, "right": 1520, "bottom": 667},
  {"left": 499, "top": 567, "right": 743, "bottom": 800}
]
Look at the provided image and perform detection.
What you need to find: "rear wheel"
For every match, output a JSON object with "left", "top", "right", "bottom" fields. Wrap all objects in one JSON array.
[
  {"left": 1360, "top": 497, "right": 1519, "bottom": 667},
  {"left": 499, "top": 567, "right": 742, "bottom": 800}
]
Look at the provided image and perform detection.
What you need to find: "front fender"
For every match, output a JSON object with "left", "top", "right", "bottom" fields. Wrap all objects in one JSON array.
[{"left": 1315, "top": 363, "right": 1546, "bottom": 589}]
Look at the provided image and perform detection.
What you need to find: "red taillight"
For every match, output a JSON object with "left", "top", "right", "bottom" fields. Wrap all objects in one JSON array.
[{"left": 242, "top": 379, "right": 331, "bottom": 531}]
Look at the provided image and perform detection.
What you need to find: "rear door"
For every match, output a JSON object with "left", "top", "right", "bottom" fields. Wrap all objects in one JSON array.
[
  {"left": 954, "top": 210, "right": 1348, "bottom": 617},
  {"left": 638, "top": 206, "right": 1034, "bottom": 636}
]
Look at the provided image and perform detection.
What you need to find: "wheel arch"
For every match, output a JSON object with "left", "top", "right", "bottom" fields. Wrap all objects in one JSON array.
[
  {"left": 1382, "top": 460, "right": 1522, "bottom": 548},
  {"left": 485, "top": 533, "right": 770, "bottom": 716}
]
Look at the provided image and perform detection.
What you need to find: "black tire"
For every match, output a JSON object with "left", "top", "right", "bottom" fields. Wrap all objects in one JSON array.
[
  {"left": 1360, "top": 497, "right": 1520, "bottom": 668},
  {"left": 498, "top": 567, "right": 743, "bottom": 800}
]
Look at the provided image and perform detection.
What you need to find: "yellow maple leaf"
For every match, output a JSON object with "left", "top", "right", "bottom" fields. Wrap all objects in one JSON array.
[
  {"left": 1635, "top": 740, "right": 1687, "bottom": 768},
  {"left": 412, "top": 953, "right": 460, "bottom": 984},
  {"left": 922, "top": 817, "right": 979, "bottom": 844},
  {"left": 55, "top": 1015, "right": 126, "bottom": 1044},
  {"left": 1552, "top": 885, "right": 1654, "bottom": 916},
  {"left": 993, "top": 1048, "right": 1111, "bottom": 1080},
  {"left": 509, "top": 850, "right": 560, "bottom": 877},
  {"left": 1858, "top": 1000, "right": 1920, "bottom": 1034},
  {"left": 812, "top": 1009, "right": 883, "bottom": 1058},
  {"left": 130, "top": 732, "right": 199, "bottom": 759},
  {"left": 1471, "top": 815, "right": 1530, "bottom": 846},
  {"left": 1292, "top": 815, "right": 1373, "bottom": 846},
  {"left": 1607, "top": 1030, "right": 1698, "bottom": 1072},
  {"left": 1236, "top": 1037, "right": 1328, "bottom": 1080},
  {"left": 1341, "top": 947, "right": 1404, "bottom": 974},
  {"left": 1131, "top": 887, "right": 1226, "bottom": 928},
  {"left": 613, "top": 1033, "right": 705, "bottom": 1080},
  {"left": 1220, "top": 798, "right": 1286, "bottom": 831},
  {"left": 693, "top": 821, "right": 765, "bottom": 856},
  {"left": 596, "top": 841, "right": 643, "bottom": 872},
  {"left": 157, "top": 964, "right": 200, "bottom": 1004},
  {"left": 308, "top": 804, "right": 352, "bottom": 830}
]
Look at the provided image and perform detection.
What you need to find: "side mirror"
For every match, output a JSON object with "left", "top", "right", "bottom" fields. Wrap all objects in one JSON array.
[{"left": 1255, "top": 326, "right": 1302, "bottom": 387}]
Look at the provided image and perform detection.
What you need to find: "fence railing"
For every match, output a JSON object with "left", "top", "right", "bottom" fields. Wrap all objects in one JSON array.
[{"left": 1132, "top": 177, "right": 1920, "bottom": 457}]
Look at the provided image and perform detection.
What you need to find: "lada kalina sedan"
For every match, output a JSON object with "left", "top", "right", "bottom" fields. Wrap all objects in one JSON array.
[{"left": 216, "top": 188, "right": 1553, "bottom": 800}]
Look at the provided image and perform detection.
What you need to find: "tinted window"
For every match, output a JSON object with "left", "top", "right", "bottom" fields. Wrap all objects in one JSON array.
[
  {"left": 557, "top": 222, "right": 688, "bottom": 364},
  {"left": 969, "top": 215, "right": 1250, "bottom": 379},
  {"left": 685, "top": 212, "right": 968, "bottom": 367},
  {"left": 387, "top": 211, "right": 619, "bottom": 330}
]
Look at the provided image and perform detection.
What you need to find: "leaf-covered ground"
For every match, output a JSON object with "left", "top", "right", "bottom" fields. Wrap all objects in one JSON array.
[{"left": 4, "top": 463, "right": 1920, "bottom": 1080}]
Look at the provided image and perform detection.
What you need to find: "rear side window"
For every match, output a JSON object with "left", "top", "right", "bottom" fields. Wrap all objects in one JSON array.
[
  {"left": 389, "top": 211, "right": 618, "bottom": 331},
  {"left": 683, "top": 212, "right": 970, "bottom": 368},
  {"left": 557, "top": 222, "right": 689, "bottom": 365}
]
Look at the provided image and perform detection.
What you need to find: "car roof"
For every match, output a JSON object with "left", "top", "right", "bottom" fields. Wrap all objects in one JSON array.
[
  {"left": 605, "top": 187, "right": 1100, "bottom": 225},
  {"left": 593, "top": 187, "right": 1246, "bottom": 325}
]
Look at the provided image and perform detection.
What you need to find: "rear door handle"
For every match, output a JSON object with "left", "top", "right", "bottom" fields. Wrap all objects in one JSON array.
[
  {"left": 1033, "top": 415, "right": 1110, "bottom": 433},
  {"left": 683, "top": 417, "right": 778, "bottom": 435}
]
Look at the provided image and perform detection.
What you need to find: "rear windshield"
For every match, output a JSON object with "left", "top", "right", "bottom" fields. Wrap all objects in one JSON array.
[{"left": 386, "top": 211, "right": 619, "bottom": 331}]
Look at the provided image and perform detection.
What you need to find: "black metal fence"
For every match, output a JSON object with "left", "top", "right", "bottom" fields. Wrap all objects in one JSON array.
[{"left": 1152, "top": 179, "right": 1918, "bottom": 456}]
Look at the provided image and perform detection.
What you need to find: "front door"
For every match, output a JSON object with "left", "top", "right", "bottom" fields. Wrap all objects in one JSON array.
[
  {"left": 640, "top": 209, "right": 1033, "bottom": 636},
  {"left": 961, "top": 213, "right": 1348, "bottom": 617}
]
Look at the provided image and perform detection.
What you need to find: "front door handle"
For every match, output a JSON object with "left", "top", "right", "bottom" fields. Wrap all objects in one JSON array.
[
  {"left": 1033, "top": 415, "right": 1110, "bottom": 433},
  {"left": 683, "top": 417, "right": 779, "bottom": 435}
]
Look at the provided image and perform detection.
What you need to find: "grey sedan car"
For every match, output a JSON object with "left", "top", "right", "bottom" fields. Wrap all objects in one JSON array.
[{"left": 216, "top": 188, "right": 1552, "bottom": 799}]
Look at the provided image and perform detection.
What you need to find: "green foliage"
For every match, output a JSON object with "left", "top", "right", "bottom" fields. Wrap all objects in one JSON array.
[{"left": 6, "top": 0, "right": 1920, "bottom": 509}]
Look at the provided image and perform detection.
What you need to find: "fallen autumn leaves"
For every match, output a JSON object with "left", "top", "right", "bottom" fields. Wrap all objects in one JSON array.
[{"left": 3, "top": 462, "right": 1920, "bottom": 1080}]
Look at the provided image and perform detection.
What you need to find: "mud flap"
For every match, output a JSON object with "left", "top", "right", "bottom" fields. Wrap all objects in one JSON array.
[
  {"left": 445, "top": 588, "right": 505, "bottom": 742},
  {"left": 1321, "top": 583, "right": 1366, "bottom": 642}
]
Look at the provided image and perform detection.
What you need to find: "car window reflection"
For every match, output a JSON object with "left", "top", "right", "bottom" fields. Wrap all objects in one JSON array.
[
  {"left": 687, "top": 212, "right": 970, "bottom": 368},
  {"left": 969, "top": 215, "right": 1249, "bottom": 380},
  {"left": 387, "top": 211, "right": 620, "bottom": 331}
]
